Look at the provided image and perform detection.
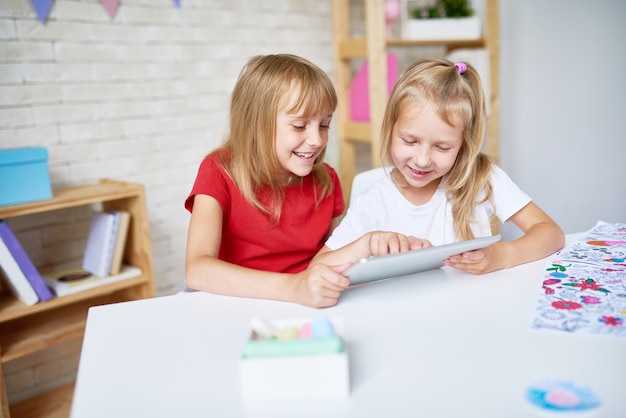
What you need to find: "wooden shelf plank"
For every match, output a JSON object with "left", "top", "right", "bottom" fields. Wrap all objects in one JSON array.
[
  {"left": 339, "top": 121, "right": 372, "bottom": 143},
  {"left": 0, "top": 274, "right": 151, "bottom": 323},
  {"left": 9, "top": 382, "right": 74, "bottom": 418},
  {"left": 0, "top": 180, "right": 141, "bottom": 219},
  {"left": 338, "top": 37, "right": 485, "bottom": 60},
  {"left": 338, "top": 38, "right": 367, "bottom": 58},
  {"left": 1, "top": 351, "right": 9, "bottom": 418},
  {"left": 387, "top": 37, "right": 485, "bottom": 49},
  {"left": 0, "top": 293, "right": 134, "bottom": 363}
]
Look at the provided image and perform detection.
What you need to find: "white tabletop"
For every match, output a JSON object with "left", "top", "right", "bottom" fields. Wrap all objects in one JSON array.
[{"left": 70, "top": 242, "right": 626, "bottom": 418}]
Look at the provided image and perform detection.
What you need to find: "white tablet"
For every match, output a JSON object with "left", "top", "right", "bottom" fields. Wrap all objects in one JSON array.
[{"left": 345, "top": 235, "right": 501, "bottom": 285}]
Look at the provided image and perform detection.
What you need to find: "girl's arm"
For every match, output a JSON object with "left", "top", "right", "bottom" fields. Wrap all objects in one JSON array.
[
  {"left": 313, "top": 231, "right": 431, "bottom": 266},
  {"left": 444, "top": 202, "right": 565, "bottom": 274},
  {"left": 185, "top": 195, "right": 351, "bottom": 308}
]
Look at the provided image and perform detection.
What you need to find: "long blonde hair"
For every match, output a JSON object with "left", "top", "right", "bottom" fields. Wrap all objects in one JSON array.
[
  {"left": 380, "top": 57, "right": 492, "bottom": 241},
  {"left": 218, "top": 54, "right": 338, "bottom": 220}
]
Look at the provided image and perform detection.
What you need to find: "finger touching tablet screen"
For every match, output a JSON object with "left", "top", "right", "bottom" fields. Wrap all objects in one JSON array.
[{"left": 344, "top": 235, "right": 501, "bottom": 285}]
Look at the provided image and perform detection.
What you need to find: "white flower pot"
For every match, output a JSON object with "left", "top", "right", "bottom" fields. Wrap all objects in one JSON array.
[{"left": 403, "top": 16, "right": 481, "bottom": 40}]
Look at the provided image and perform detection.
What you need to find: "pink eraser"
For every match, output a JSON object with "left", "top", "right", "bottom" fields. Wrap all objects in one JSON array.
[{"left": 299, "top": 322, "right": 313, "bottom": 339}]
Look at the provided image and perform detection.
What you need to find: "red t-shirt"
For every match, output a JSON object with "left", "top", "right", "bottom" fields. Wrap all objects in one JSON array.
[{"left": 185, "top": 153, "right": 345, "bottom": 273}]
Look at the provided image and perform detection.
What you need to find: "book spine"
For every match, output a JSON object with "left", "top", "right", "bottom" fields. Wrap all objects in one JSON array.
[
  {"left": 0, "top": 229, "right": 39, "bottom": 305},
  {"left": 104, "top": 211, "right": 120, "bottom": 275},
  {"left": 83, "top": 211, "right": 118, "bottom": 278},
  {"left": 0, "top": 220, "right": 52, "bottom": 301},
  {"left": 109, "top": 211, "right": 130, "bottom": 275}
]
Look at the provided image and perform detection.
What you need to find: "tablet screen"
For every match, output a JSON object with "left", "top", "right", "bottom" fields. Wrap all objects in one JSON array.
[{"left": 345, "top": 235, "right": 501, "bottom": 285}]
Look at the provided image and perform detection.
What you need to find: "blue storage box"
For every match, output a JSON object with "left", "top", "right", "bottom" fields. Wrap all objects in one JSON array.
[{"left": 0, "top": 147, "right": 52, "bottom": 206}]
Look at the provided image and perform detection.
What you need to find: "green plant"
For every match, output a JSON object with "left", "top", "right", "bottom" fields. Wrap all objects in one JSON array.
[{"left": 411, "top": 0, "right": 474, "bottom": 19}]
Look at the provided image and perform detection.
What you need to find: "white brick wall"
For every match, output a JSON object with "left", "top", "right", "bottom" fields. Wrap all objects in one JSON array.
[{"left": 1, "top": 0, "right": 338, "bottom": 404}]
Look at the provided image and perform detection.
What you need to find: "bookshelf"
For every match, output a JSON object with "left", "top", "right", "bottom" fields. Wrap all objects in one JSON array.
[
  {"left": 0, "top": 179, "right": 156, "bottom": 417},
  {"left": 331, "top": 0, "right": 500, "bottom": 202}
]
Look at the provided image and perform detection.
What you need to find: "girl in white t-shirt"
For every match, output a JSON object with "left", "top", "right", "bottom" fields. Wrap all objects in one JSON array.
[{"left": 315, "top": 57, "right": 564, "bottom": 274}]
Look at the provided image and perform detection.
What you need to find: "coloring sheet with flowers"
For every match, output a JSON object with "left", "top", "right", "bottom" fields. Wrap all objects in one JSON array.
[{"left": 531, "top": 221, "right": 626, "bottom": 338}]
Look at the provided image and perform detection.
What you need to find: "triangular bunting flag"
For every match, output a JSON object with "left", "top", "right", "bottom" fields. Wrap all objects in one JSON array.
[
  {"left": 172, "top": 0, "right": 181, "bottom": 8},
  {"left": 31, "top": 0, "right": 55, "bottom": 23},
  {"left": 100, "top": 0, "right": 120, "bottom": 20}
]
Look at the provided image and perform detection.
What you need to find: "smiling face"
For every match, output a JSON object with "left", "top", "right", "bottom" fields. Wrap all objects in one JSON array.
[
  {"left": 274, "top": 87, "right": 333, "bottom": 182},
  {"left": 390, "top": 100, "right": 464, "bottom": 204}
]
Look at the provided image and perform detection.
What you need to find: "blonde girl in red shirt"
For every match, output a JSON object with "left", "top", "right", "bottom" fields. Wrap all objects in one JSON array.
[{"left": 185, "top": 54, "right": 350, "bottom": 308}]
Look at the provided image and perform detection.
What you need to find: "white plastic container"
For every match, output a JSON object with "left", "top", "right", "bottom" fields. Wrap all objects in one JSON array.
[{"left": 239, "top": 317, "right": 350, "bottom": 401}]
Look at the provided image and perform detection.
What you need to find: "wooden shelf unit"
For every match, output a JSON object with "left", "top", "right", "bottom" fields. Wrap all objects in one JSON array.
[
  {"left": 331, "top": 0, "right": 500, "bottom": 201},
  {"left": 0, "top": 179, "right": 156, "bottom": 418}
]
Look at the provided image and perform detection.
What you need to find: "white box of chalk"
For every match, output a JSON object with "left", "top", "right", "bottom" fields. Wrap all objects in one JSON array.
[{"left": 239, "top": 316, "right": 349, "bottom": 401}]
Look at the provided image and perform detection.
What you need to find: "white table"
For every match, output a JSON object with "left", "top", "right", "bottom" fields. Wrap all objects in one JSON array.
[{"left": 70, "top": 241, "right": 626, "bottom": 418}]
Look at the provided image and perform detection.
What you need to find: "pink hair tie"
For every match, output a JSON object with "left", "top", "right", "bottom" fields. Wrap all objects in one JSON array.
[{"left": 454, "top": 62, "right": 467, "bottom": 74}]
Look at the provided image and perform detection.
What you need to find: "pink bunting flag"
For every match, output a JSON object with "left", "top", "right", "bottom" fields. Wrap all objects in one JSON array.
[
  {"left": 100, "top": 0, "right": 119, "bottom": 20},
  {"left": 31, "top": 0, "right": 55, "bottom": 23}
]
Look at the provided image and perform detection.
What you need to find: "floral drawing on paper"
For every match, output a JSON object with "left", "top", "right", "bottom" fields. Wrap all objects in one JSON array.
[{"left": 531, "top": 221, "right": 626, "bottom": 338}]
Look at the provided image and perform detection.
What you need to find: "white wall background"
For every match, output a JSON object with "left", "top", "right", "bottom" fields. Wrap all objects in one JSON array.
[
  {"left": 0, "top": 0, "right": 624, "bottom": 405},
  {"left": 499, "top": 0, "right": 626, "bottom": 238}
]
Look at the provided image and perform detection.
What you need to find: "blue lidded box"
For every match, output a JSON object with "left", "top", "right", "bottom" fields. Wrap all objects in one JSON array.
[{"left": 0, "top": 147, "right": 53, "bottom": 206}]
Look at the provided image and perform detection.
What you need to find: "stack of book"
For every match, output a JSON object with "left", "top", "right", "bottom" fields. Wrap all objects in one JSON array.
[
  {"left": 82, "top": 210, "right": 131, "bottom": 278},
  {"left": 0, "top": 219, "right": 53, "bottom": 305},
  {"left": 41, "top": 264, "right": 142, "bottom": 297},
  {"left": 41, "top": 210, "right": 141, "bottom": 297},
  {"left": 0, "top": 210, "right": 141, "bottom": 303}
]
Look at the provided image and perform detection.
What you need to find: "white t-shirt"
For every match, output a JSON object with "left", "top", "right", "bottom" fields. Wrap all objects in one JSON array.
[{"left": 326, "top": 164, "right": 531, "bottom": 249}]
